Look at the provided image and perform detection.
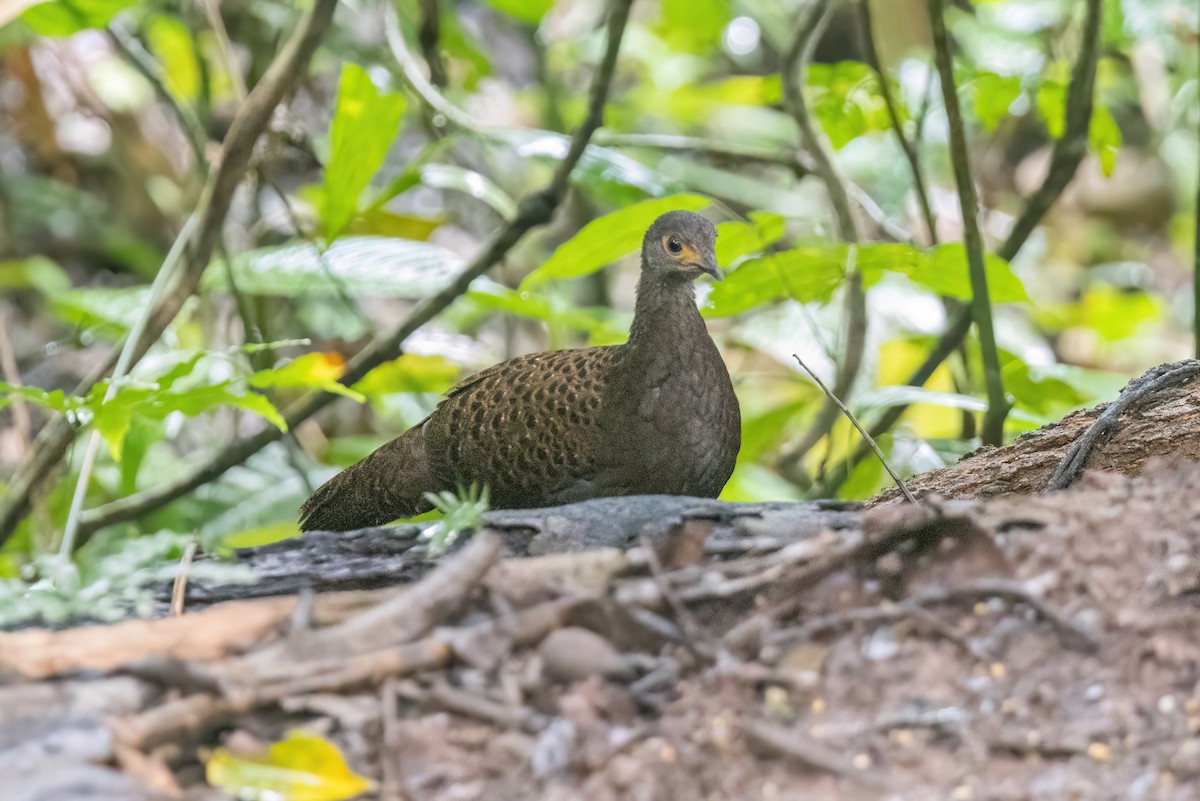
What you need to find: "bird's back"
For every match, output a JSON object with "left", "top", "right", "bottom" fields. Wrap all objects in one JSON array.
[{"left": 423, "top": 346, "right": 622, "bottom": 508}]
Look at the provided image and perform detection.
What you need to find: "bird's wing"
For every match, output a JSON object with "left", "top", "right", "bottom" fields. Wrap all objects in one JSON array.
[{"left": 423, "top": 346, "right": 621, "bottom": 507}]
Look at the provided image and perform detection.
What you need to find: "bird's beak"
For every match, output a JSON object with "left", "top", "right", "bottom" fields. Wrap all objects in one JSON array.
[{"left": 698, "top": 253, "right": 723, "bottom": 281}]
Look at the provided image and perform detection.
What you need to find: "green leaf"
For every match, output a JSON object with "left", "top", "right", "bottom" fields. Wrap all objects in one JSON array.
[
  {"left": 463, "top": 280, "right": 627, "bottom": 340},
  {"left": 353, "top": 354, "right": 461, "bottom": 397},
  {"left": 703, "top": 247, "right": 847, "bottom": 317},
  {"left": 0, "top": 256, "right": 71, "bottom": 295},
  {"left": 806, "top": 62, "right": 895, "bottom": 150},
  {"left": 206, "top": 237, "right": 464, "bottom": 298},
  {"left": 968, "top": 72, "right": 1022, "bottom": 131},
  {"left": 250, "top": 353, "right": 365, "bottom": 402},
  {"left": 420, "top": 164, "right": 517, "bottom": 221},
  {"left": 323, "top": 63, "right": 408, "bottom": 241},
  {"left": 1035, "top": 79, "right": 1067, "bottom": 138},
  {"left": 917, "top": 245, "right": 1029, "bottom": 303},
  {"left": 522, "top": 195, "right": 709, "bottom": 288},
  {"left": 0, "top": 382, "right": 78, "bottom": 415},
  {"left": 86, "top": 376, "right": 287, "bottom": 462},
  {"left": 480, "top": 0, "right": 553, "bottom": 23},
  {"left": 145, "top": 14, "right": 200, "bottom": 101},
  {"left": 1089, "top": 105, "right": 1121, "bottom": 176},
  {"left": 855, "top": 243, "right": 928, "bottom": 285},
  {"left": 658, "top": 0, "right": 732, "bottom": 52},
  {"left": 50, "top": 286, "right": 154, "bottom": 334},
  {"left": 206, "top": 730, "right": 373, "bottom": 801},
  {"left": 715, "top": 212, "right": 786, "bottom": 266},
  {"left": 19, "top": 0, "right": 137, "bottom": 36}
]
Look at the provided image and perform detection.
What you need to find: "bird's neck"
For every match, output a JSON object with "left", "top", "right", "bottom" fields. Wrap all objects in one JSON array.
[{"left": 627, "top": 273, "right": 707, "bottom": 352}]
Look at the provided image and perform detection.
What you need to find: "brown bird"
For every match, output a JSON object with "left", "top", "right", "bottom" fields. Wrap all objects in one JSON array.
[{"left": 299, "top": 210, "right": 741, "bottom": 532}]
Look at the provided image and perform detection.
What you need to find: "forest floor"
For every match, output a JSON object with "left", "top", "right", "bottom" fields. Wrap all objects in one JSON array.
[
  {"left": 2, "top": 364, "right": 1200, "bottom": 801},
  {"left": 3, "top": 368, "right": 1200, "bottom": 801}
]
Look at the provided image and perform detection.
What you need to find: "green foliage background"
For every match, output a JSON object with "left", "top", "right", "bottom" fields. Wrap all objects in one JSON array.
[{"left": 0, "top": 0, "right": 1196, "bottom": 622}]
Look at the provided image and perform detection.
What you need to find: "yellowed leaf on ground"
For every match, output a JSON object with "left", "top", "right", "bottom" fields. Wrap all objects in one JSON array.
[{"left": 206, "top": 730, "right": 373, "bottom": 801}]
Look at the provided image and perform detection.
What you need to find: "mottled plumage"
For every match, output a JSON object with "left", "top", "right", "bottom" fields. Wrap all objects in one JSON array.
[{"left": 299, "top": 210, "right": 741, "bottom": 532}]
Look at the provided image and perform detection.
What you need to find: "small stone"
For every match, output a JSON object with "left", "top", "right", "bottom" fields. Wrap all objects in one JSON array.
[
  {"left": 951, "top": 784, "right": 973, "bottom": 800},
  {"left": 1087, "top": 742, "right": 1112, "bottom": 762},
  {"left": 852, "top": 753, "right": 872, "bottom": 770},
  {"left": 538, "top": 627, "right": 629, "bottom": 683},
  {"left": 1169, "top": 739, "right": 1200, "bottom": 778},
  {"left": 1158, "top": 694, "right": 1178, "bottom": 715}
]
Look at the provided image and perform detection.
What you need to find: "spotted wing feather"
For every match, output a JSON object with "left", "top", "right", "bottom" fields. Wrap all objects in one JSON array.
[{"left": 423, "top": 347, "right": 621, "bottom": 508}]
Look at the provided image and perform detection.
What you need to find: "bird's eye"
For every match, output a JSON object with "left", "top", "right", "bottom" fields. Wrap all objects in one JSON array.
[{"left": 667, "top": 236, "right": 683, "bottom": 254}]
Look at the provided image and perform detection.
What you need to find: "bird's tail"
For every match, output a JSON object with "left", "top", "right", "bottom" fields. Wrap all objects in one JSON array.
[{"left": 299, "top": 426, "right": 436, "bottom": 532}]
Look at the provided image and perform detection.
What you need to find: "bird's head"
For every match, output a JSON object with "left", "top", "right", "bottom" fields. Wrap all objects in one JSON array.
[{"left": 641, "top": 210, "right": 720, "bottom": 282}]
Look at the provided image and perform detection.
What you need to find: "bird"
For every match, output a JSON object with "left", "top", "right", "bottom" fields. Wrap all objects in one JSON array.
[{"left": 299, "top": 210, "right": 741, "bottom": 532}]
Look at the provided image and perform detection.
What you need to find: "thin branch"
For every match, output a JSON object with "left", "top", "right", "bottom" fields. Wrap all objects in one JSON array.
[
  {"left": 417, "top": 0, "right": 448, "bottom": 88},
  {"left": 76, "top": 0, "right": 638, "bottom": 535},
  {"left": 855, "top": 0, "right": 937, "bottom": 245},
  {"left": 996, "top": 0, "right": 1102, "bottom": 264},
  {"left": 928, "top": 0, "right": 1007, "bottom": 445},
  {"left": 792, "top": 354, "right": 917, "bottom": 504},
  {"left": 200, "top": 0, "right": 249, "bottom": 102},
  {"left": 385, "top": 8, "right": 478, "bottom": 133},
  {"left": 1194, "top": 127, "right": 1199, "bottom": 358},
  {"left": 0, "top": 0, "right": 341, "bottom": 547},
  {"left": 776, "top": 0, "right": 869, "bottom": 478},
  {"left": 106, "top": 22, "right": 208, "bottom": 175}
]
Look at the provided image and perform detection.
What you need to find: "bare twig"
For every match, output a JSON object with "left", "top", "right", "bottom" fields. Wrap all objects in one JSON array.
[
  {"left": 855, "top": 0, "right": 936, "bottom": 245},
  {"left": 742, "top": 718, "right": 885, "bottom": 785},
  {"left": 638, "top": 534, "right": 716, "bottom": 663},
  {"left": 792, "top": 354, "right": 917, "bottom": 504},
  {"left": 1047, "top": 360, "right": 1200, "bottom": 491},
  {"left": 0, "top": 310, "right": 31, "bottom": 459},
  {"left": 169, "top": 541, "right": 198, "bottom": 617},
  {"left": 385, "top": 5, "right": 476, "bottom": 133},
  {"left": 106, "top": 22, "right": 208, "bottom": 174},
  {"left": 0, "top": 0, "right": 341, "bottom": 546},
  {"left": 928, "top": 0, "right": 1008, "bottom": 446},
  {"left": 909, "top": 578, "right": 1100, "bottom": 652},
  {"left": 75, "top": 0, "right": 637, "bottom": 535},
  {"left": 417, "top": 0, "right": 448, "bottom": 88},
  {"left": 777, "top": 0, "right": 869, "bottom": 477},
  {"left": 200, "top": 0, "right": 248, "bottom": 101}
]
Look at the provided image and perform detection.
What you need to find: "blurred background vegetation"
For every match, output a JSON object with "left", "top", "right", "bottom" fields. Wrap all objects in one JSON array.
[{"left": 0, "top": 0, "right": 1196, "bottom": 623}]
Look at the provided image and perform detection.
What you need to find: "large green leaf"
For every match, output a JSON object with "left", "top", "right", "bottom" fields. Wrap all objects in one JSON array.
[
  {"left": 715, "top": 212, "right": 786, "bottom": 266},
  {"left": 703, "top": 248, "right": 847, "bottom": 317},
  {"left": 50, "top": 286, "right": 154, "bottom": 334},
  {"left": 206, "top": 237, "right": 465, "bottom": 298},
  {"left": 323, "top": 64, "right": 408, "bottom": 240},
  {"left": 522, "top": 194, "right": 710, "bottom": 288},
  {"left": 658, "top": 0, "right": 732, "bottom": 52},
  {"left": 0, "top": 256, "right": 71, "bottom": 295},
  {"left": 806, "top": 62, "right": 895, "bottom": 150},
  {"left": 968, "top": 72, "right": 1022, "bottom": 131},
  {"left": 917, "top": 245, "right": 1029, "bottom": 303},
  {"left": 18, "top": 0, "right": 137, "bottom": 36}
]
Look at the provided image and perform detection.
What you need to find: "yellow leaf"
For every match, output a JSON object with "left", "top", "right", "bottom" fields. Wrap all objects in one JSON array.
[
  {"left": 206, "top": 731, "right": 373, "bottom": 801},
  {"left": 250, "top": 353, "right": 365, "bottom": 402}
]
